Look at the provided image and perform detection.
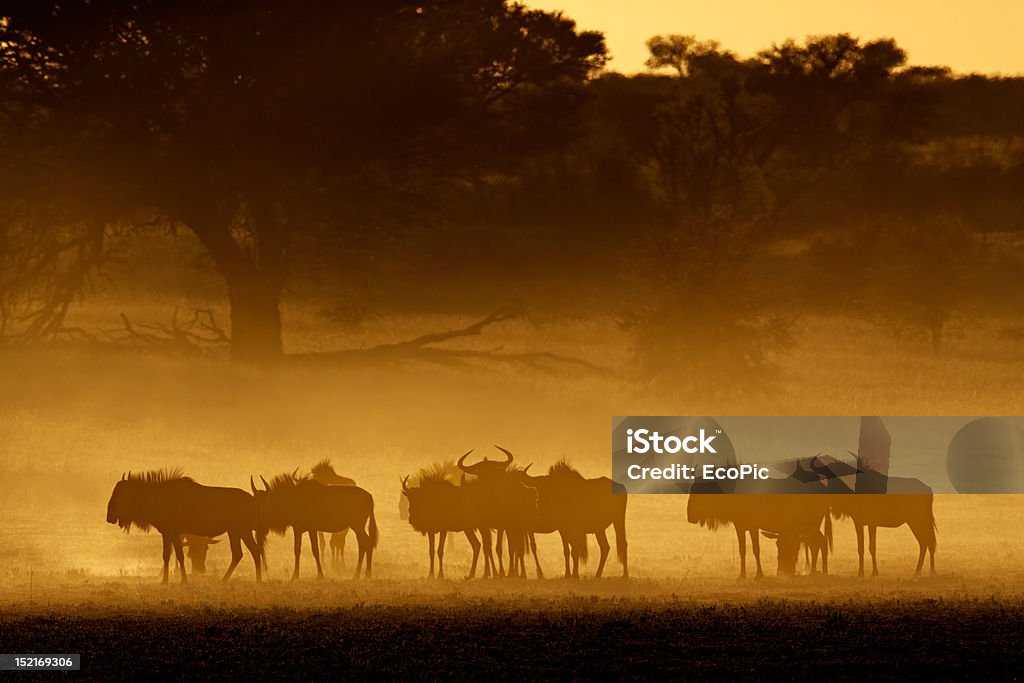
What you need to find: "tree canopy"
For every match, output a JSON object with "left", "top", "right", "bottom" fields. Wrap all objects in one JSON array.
[{"left": 0, "top": 1, "right": 606, "bottom": 359}]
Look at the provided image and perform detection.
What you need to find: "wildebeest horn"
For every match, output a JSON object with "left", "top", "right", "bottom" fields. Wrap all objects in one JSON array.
[
  {"left": 250, "top": 476, "right": 258, "bottom": 495},
  {"left": 401, "top": 475, "right": 410, "bottom": 493},
  {"left": 493, "top": 445, "right": 514, "bottom": 464},
  {"left": 761, "top": 531, "right": 780, "bottom": 539},
  {"left": 121, "top": 472, "right": 126, "bottom": 481},
  {"left": 260, "top": 475, "right": 271, "bottom": 490},
  {"left": 208, "top": 539, "right": 220, "bottom": 545},
  {"left": 456, "top": 449, "right": 477, "bottom": 473},
  {"left": 523, "top": 464, "right": 533, "bottom": 475},
  {"left": 292, "top": 467, "right": 300, "bottom": 480}
]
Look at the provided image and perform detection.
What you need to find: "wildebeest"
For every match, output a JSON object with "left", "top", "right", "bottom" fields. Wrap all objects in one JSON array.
[
  {"left": 309, "top": 458, "right": 356, "bottom": 567},
  {"left": 521, "top": 459, "right": 629, "bottom": 579},
  {"left": 251, "top": 472, "right": 378, "bottom": 579},
  {"left": 457, "top": 448, "right": 539, "bottom": 578},
  {"left": 760, "top": 531, "right": 828, "bottom": 576},
  {"left": 106, "top": 469, "right": 262, "bottom": 584},
  {"left": 181, "top": 534, "right": 220, "bottom": 575},
  {"left": 687, "top": 475, "right": 832, "bottom": 579},
  {"left": 811, "top": 455, "right": 936, "bottom": 576},
  {"left": 401, "top": 460, "right": 482, "bottom": 578}
]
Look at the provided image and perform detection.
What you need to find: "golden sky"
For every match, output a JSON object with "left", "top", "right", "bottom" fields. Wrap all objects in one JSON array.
[{"left": 527, "top": 0, "right": 1024, "bottom": 76}]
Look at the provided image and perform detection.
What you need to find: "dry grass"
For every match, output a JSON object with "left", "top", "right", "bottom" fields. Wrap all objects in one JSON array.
[{"left": 4, "top": 303, "right": 1024, "bottom": 674}]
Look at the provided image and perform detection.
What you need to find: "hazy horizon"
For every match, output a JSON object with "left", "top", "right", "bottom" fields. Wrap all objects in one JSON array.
[{"left": 528, "top": 0, "right": 1024, "bottom": 76}]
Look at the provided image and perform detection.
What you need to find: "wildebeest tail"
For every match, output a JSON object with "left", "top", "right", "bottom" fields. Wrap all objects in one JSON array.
[
  {"left": 578, "top": 534, "right": 589, "bottom": 564},
  {"left": 368, "top": 506, "right": 379, "bottom": 549}
]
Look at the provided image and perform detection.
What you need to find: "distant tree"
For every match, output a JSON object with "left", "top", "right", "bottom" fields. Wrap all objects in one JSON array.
[
  {"left": 0, "top": 1, "right": 606, "bottom": 360},
  {"left": 627, "top": 34, "right": 911, "bottom": 396}
]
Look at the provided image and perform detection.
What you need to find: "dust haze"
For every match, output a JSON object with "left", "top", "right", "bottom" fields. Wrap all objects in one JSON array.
[{"left": 2, "top": 2, "right": 1024, "bottom": 676}]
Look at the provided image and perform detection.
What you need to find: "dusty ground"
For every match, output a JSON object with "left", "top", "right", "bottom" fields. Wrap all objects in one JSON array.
[{"left": 3, "top": 311, "right": 1024, "bottom": 677}]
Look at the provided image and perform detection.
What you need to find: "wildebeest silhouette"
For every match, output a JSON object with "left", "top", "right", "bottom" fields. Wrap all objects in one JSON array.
[
  {"left": 401, "top": 459, "right": 482, "bottom": 578},
  {"left": 760, "top": 530, "right": 828, "bottom": 576},
  {"left": 457, "top": 448, "right": 538, "bottom": 578},
  {"left": 105, "top": 469, "right": 262, "bottom": 584},
  {"left": 687, "top": 475, "right": 832, "bottom": 580},
  {"left": 400, "top": 461, "right": 460, "bottom": 553},
  {"left": 521, "top": 458, "right": 629, "bottom": 579},
  {"left": 251, "top": 472, "right": 378, "bottom": 579},
  {"left": 181, "top": 534, "right": 220, "bottom": 575},
  {"left": 309, "top": 458, "right": 356, "bottom": 567},
  {"left": 811, "top": 455, "right": 936, "bottom": 576}
]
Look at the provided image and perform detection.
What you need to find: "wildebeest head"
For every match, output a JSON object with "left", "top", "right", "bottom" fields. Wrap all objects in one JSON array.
[
  {"left": 250, "top": 472, "right": 307, "bottom": 535},
  {"left": 106, "top": 473, "right": 128, "bottom": 526},
  {"left": 181, "top": 534, "right": 220, "bottom": 574},
  {"left": 107, "top": 470, "right": 189, "bottom": 532},
  {"left": 761, "top": 531, "right": 803, "bottom": 576},
  {"left": 457, "top": 447, "right": 512, "bottom": 479},
  {"left": 686, "top": 480, "right": 726, "bottom": 528}
]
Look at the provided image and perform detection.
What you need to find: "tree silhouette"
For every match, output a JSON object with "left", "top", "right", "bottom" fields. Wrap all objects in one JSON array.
[{"left": 0, "top": 1, "right": 606, "bottom": 360}]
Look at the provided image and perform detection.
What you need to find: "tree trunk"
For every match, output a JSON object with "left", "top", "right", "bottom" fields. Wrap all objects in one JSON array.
[
  {"left": 180, "top": 203, "right": 286, "bottom": 363},
  {"left": 226, "top": 269, "right": 284, "bottom": 362}
]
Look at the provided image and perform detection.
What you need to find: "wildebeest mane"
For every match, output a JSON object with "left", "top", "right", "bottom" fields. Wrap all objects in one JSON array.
[
  {"left": 310, "top": 458, "right": 337, "bottom": 478},
  {"left": 126, "top": 468, "right": 193, "bottom": 485},
  {"left": 266, "top": 471, "right": 310, "bottom": 491},
  {"left": 548, "top": 459, "right": 584, "bottom": 479},
  {"left": 112, "top": 468, "right": 194, "bottom": 532},
  {"left": 413, "top": 461, "right": 457, "bottom": 486}
]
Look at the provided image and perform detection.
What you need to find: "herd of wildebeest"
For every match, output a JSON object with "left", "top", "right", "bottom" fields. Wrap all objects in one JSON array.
[{"left": 104, "top": 447, "right": 937, "bottom": 584}]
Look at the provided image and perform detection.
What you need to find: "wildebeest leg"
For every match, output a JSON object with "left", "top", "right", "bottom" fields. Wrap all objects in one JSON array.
[
  {"left": 913, "top": 533, "right": 927, "bottom": 576},
  {"left": 337, "top": 530, "right": 348, "bottom": 568},
  {"left": 428, "top": 532, "right": 436, "bottom": 579},
  {"left": 750, "top": 530, "right": 763, "bottom": 579},
  {"left": 496, "top": 529, "right": 506, "bottom": 577},
  {"left": 868, "top": 525, "right": 879, "bottom": 576},
  {"left": 171, "top": 535, "right": 188, "bottom": 585},
  {"left": 529, "top": 533, "right": 544, "bottom": 579},
  {"left": 570, "top": 537, "right": 581, "bottom": 579},
  {"left": 465, "top": 530, "right": 481, "bottom": 579},
  {"left": 480, "top": 528, "right": 495, "bottom": 578},
  {"left": 514, "top": 534, "right": 524, "bottom": 578},
  {"left": 508, "top": 533, "right": 524, "bottom": 578},
  {"left": 820, "top": 533, "right": 828, "bottom": 576},
  {"left": 352, "top": 524, "right": 369, "bottom": 579},
  {"left": 594, "top": 529, "right": 610, "bottom": 579},
  {"left": 292, "top": 528, "right": 303, "bottom": 581},
  {"left": 735, "top": 526, "right": 747, "bottom": 579},
  {"left": 223, "top": 533, "right": 244, "bottom": 582},
  {"left": 318, "top": 531, "right": 327, "bottom": 564},
  {"left": 613, "top": 517, "right": 628, "bottom": 579},
  {"left": 161, "top": 534, "right": 172, "bottom": 585},
  {"left": 855, "top": 523, "right": 866, "bottom": 577},
  {"left": 438, "top": 530, "right": 447, "bottom": 579},
  {"left": 309, "top": 530, "right": 325, "bottom": 579},
  {"left": 559, "top": 531, "right": 571, "bottom": 578},
  {"left": 241, "top": 532, "right": 262, "bottom": 582}
]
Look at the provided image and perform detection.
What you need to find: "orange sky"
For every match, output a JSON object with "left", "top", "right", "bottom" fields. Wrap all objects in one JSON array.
[{"left": 526, "top": 0, "right": 1024, "bottom": 76}]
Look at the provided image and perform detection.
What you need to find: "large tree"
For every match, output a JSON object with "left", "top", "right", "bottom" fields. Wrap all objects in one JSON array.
[{"left": 0, "top": 1, "right": 605, "bottom": 360}]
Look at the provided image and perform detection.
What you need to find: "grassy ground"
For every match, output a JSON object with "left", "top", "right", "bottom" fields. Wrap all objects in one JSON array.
[
  {"left": 3, "top": 584, "right": 1023, "bottom": 678},
  {"left": 3, "top": 307, "right": 1024, "bottom": 677}
]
